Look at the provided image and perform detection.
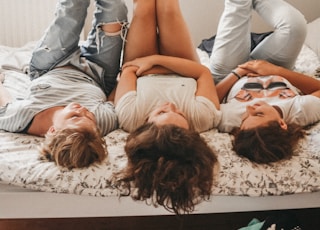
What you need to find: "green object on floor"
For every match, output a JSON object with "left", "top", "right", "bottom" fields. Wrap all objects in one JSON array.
[{"left": 238, "top": 218, "right": 265, "bottom": 230}]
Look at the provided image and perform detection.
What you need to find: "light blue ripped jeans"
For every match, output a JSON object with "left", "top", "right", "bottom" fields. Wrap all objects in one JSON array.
[
  {"left": 29, "top": 0, "right": 128, "bottom": 95},
  {"left": 209, "top": 0, "right": 307, "bottom": 83}
]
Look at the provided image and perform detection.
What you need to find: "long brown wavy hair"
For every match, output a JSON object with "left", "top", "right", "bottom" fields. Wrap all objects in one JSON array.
[
  {"left": 39, "top": 127, "right": 107, "bottom": 169},
  {"left": 118, "top": 123, "right": 217, "bottom": 215},
  {"left": 232, "top": 121, "right": 305, "bottom": 164}
]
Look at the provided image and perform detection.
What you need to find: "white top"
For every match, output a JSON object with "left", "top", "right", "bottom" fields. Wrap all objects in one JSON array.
[
  {"left": 218, "top": 76, "right": 320, "bottom": 132},
  {"left": 115, "top": 74, "right": 221, "bottom": 132}
]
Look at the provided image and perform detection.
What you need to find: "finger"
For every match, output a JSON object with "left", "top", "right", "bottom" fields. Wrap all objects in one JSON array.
[
  {"left": 122, "top": 61, "right": 137, "bottom": 69},
  {"left": 122, "top": 63, "right": 130, "bottom": 68},
  {"left": 136, "top": 68, "right": 143, "bottom": 76},
  {"left": 247, "top": 73, "right": 259, "bottom": 78},
  {"left": 238, "top": 63, "right": 250, "bottom": 69}
]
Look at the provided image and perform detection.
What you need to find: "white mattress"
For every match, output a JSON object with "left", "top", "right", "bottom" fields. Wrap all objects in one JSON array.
[
  {"left": 1, "top": 183, "right": 320, "bottom": 218},
  {"left": 0, "top": 42, "right": 320, "bottom": 218}
]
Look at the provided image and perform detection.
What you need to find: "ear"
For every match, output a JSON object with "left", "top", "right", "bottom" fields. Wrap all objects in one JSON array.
[
  {"left": 279, "top": 119, "right": 288, "bottom": 130},
  {"left": 47, "top": 126, "right": 56, "bottom": 135}
]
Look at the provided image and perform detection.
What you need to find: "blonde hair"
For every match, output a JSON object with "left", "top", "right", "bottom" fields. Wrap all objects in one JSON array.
[{"left": 39, "top": 128, "right": 107, "bottom": 169}]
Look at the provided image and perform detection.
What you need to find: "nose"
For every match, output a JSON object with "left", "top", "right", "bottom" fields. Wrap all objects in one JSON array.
[
  {"left": 246, "top": 105, "right": 256, "bottom": 115},
  {"left": 69, "top": 102, "right": 82, "bottom": 108},
  {"left": 166, "top": 102, "right": 177, "bottom": 111}
]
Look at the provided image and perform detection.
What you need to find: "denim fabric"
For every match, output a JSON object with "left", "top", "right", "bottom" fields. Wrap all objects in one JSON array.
[
  {"left": 209, "top": 0, "right": 307, "bottom": 82},
  {"left": 29, "top": 0, "right": 128, "bottom": 95}
]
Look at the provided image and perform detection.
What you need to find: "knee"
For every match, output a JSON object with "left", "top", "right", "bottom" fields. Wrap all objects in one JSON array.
[
  {"left": 278, "top": 9, "right": 307, "bottom": 40},
  {"left": 292, "top": 16, "right": 307, "bottom": 40},
  {"left": 158, "top": 2, "right": 183, "bottom": 21},
  {"left": 101, "top": 22, "right": 125, "bottom": 35},
  {"left": 132, "top": 0, "right": 155, "bottom": 19}
]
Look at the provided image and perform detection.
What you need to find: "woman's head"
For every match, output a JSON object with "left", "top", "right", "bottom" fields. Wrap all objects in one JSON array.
[
  {"left": 147, "top": 102, "right": 189, "bottom": 130},
  {"left": 233, "top": 121, "right": 305, "bottom": 164},
  {"left": 39, "top": 127, "right": 107, "bottom": 169},
  {"left": 240, "top": 101, "right": 287, "bottom": 130},
  {"left": 121, "top": 123, "right": 217, "bottom": 214}
]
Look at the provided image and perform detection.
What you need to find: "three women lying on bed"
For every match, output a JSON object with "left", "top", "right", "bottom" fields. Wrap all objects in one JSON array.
[{"left": 1, "top": 0, "right": 320, "bottom": 214}]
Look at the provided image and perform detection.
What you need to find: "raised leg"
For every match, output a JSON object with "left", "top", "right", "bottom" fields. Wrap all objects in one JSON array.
[
  {"left": 156, "top": 0, "right": 199, "bottom": 61},
  {"left": 29, "top": 0, "right": 90, "bottom": 79},
  {"left": 123, "top": 0, "right": 158, "bottom": 63},
  {"left": 251, "top": 0, "right": 307, "bottom": 69},
  {"left": 209, "top": 0, "right": 253, "bottom": 83},
  {"left": 81, "top": 0, "right": 128, "bottom": 95}
]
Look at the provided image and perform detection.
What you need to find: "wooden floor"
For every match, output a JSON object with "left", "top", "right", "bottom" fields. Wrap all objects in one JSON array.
[{"left": 1, "top": 208, "right": 320, "bottom": 230}]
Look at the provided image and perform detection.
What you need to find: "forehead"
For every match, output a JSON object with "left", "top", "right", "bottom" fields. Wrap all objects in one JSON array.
[
  {"left": 64, "top": 119, "right": 97, "bottom": 131},
  {"left": 156, "top": 112, "right": 184, "bottom": 122},
  {"left": 256, "top": 75, "right": 284, "bottom": 81}
]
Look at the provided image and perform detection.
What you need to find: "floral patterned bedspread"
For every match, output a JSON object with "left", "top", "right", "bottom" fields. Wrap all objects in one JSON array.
[{"left": 0, "top": 43, "right": 319, "bottom": 197}]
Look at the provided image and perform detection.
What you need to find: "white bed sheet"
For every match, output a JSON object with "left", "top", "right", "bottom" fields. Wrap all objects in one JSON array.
[{"left": 0, "top": 42, "right": 319, "bottom": 216}]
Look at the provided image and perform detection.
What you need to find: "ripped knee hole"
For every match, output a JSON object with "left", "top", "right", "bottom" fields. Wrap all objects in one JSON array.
[{"left": 100, "top": 22, "right": 123, "bottom": 36}]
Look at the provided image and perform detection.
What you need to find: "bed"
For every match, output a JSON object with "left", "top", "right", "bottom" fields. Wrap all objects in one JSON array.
[{"left": 1, "top": 16, "right": 320, "bottom": 230}]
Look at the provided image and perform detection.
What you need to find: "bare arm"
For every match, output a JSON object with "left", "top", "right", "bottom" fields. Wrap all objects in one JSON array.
[
  {"left": 215, "top": 68, "right": 250, "bottom": 102},
  {"left": 122, "top": 55, "right": 220, "bottom": 109},
  {"left": 239, "top": 60, "right": 320, "bottom": 96},
  {"left": 114, "top": 66, "right": 138, "bottom": 105}
]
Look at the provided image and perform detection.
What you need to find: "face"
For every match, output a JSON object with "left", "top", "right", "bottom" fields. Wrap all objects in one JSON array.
[
  {"left": 147, "top": 102, "right": 189, "bottom": 129},
  {"left": 240, "top": 101, "right": 287, "bottom": 130},
  {"left": 51, "top": 102, "right": 97, "bottom": 133}
]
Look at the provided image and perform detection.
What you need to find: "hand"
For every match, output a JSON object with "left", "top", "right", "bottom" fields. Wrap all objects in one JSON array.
[
  {"left": 120, "top": 65, "right": 139, "bottom": 76},
  {"left": 122, "top": 56, "right": 156, "bottom": 76},
  {"left": 238, "top": 60, "right": 281, "bottom": 77}
]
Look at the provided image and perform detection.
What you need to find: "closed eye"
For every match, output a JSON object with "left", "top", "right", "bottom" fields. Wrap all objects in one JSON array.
[
  {"left": 255, "top": 112, "right": 264, "bottom": 116},
  {"left": 267, "top": 81, "right": 287, "bottom": 90},
  {"left": 242, "top": 82, "right": 263, "bottom": 90}
]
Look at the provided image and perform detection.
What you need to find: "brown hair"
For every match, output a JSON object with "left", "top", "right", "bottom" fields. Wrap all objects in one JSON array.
[
  {"left": 119, "top": 123, "right": 217, "bottom": 215},
  {"left": 39, "top": 128, "right": 107, "bottom": 169},
  {"left": 232, "top": 121, "right": 305, "bottom": 164}
]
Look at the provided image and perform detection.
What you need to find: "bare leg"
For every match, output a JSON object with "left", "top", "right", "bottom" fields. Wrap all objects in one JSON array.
[
  {"left": 156, "top": 0, "right": 199, "bottom": 62},
  {"left": 123, "top": 0, "right": 158, "bottom": 63},
  {"left": 101, "top": 23, "right": 122, "bottom": 34}
]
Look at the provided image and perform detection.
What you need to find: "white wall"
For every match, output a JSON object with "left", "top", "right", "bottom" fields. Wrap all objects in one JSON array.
[
  {"left": 174, "top": 0, "right": 320, "bottom": 46},
  {"left": 1, "top": 0, "right": 319, "bottom": 47},
  {"left": 91, "top": 0, "right": 320, "bottom": 46},
  {"left": 0, "top": 0, "right": 57, "bottom": 47}
]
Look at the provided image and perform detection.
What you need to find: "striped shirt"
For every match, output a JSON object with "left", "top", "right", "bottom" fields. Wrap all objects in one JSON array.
[{"left": 0, "top": 68, "right": 117, "bottom": 136}]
